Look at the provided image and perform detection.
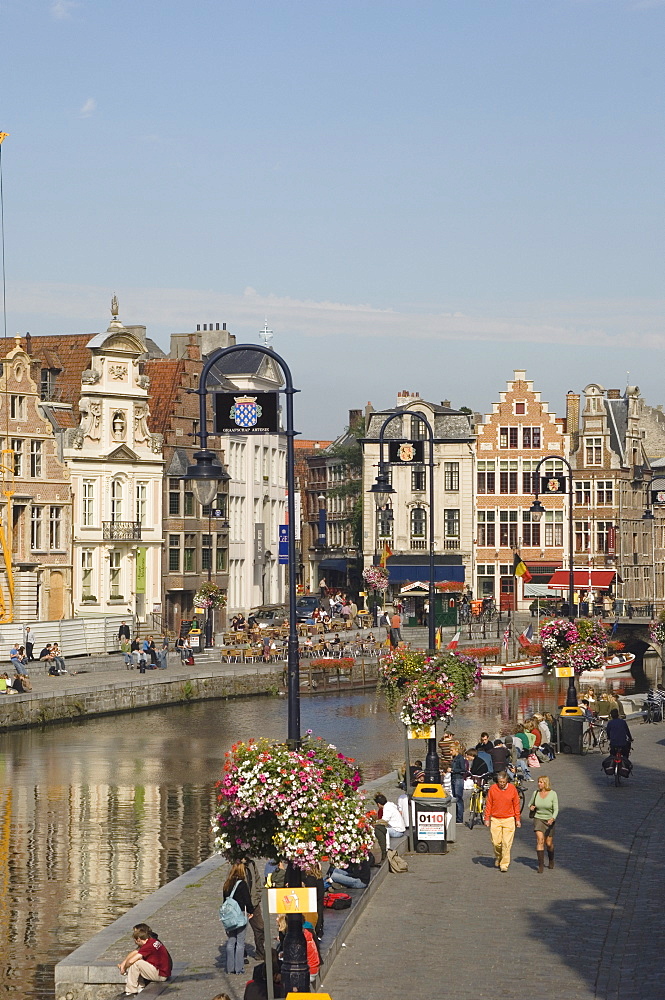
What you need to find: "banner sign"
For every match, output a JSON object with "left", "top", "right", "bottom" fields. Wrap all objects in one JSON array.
[
  {"left": 278, "top": 524, "right": 289, "bottom": 565},
  {"left": 541, "top": 475, "right": 567, "bottom": 495},
  {"left": 388, "top": 440, "right": 425, "bottom": 464},
  {"left": 215, "top": 391, "right": 279, "bottom": 434},
  {"left": 135, "top": 547, "right": 146, "bottom": 594},
  {"left": 254, "top": 523, "right": 265, "bottom": 563}
]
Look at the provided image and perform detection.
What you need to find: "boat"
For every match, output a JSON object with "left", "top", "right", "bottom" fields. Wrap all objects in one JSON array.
[
  {"left": 481, "top": 659, "right": 546, "bottom": 680},
  {"left": 581, "top": 653, "right": 636, "bottom": 679}
]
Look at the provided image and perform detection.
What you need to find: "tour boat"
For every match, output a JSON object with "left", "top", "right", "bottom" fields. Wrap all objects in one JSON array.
[{"left": 481, "top": 659, "right": 546, "bottom": 680}]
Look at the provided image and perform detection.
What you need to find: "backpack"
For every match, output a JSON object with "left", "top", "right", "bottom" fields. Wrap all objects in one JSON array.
[
  {"left": 387, "top": 849, "right": 409, "bottom": 873},
  {"left": 219, "top": 880, "right": 247, "bottom": 931},
  {"left": 323, "top": 891, "right": 352, "bottom": 910}
]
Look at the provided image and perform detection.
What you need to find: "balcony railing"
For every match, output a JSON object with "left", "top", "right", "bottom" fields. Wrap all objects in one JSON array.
[
  {"left": 103, "top": 521, "right": 142, "bottom": 540},
  {"left": 410, "top": 539, "right": 427, "bottom": 550}
]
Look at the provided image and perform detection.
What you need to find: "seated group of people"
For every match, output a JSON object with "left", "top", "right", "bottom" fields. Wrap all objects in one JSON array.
[
  {"left": 0, "top": 670, "right": 31, "bottom": 693},
  {"left": 39, "top": 643, "right": 67, "bottom": 675}
]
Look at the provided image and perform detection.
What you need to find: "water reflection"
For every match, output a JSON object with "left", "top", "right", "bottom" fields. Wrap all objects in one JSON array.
[{"left": 0, "top": 671, "right": 653, "bottom": 999}]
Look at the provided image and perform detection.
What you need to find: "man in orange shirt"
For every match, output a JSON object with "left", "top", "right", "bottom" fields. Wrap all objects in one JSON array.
[{"left": 483, "top": 770, "right": 521, "bottom": 872}]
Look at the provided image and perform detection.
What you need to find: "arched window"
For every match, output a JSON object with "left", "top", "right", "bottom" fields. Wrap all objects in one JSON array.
[
  {"left": 111, "top": 479, "right": 123, "bottom": 522},
  {"left": 410, "top": 507, "right": 426, "bottom": 539}
]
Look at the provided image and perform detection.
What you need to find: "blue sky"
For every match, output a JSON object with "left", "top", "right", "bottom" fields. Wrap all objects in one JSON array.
[{"left": 1, "top": 0, "right": 665, "bottom": 436}]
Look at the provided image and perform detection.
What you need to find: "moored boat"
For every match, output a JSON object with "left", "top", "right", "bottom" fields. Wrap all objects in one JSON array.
[{"left": 481, "top": 659, "right": 546, "bottom": 680}]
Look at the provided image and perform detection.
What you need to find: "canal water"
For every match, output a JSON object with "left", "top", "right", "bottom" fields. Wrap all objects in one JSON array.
[{"left": 0, "top": 666, "right": 652, "bottom": 999}]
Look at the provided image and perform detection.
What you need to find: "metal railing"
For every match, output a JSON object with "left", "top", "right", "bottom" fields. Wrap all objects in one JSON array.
[{"left": 102, "top": 521, "right": 142, "bottom": 540}]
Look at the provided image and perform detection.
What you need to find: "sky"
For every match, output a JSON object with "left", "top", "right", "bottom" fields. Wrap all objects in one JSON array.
[{"left": 1, "top": 0, "right": 665, "bottom": 436}]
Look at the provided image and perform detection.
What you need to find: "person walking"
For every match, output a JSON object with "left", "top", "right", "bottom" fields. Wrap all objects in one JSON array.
[
  {"left": 222, "top": 863, "right": 253, "bottom": 975},
  {"left": 389, "top": 608, "right": 402, "bottom": 648},
  {"left": 450, "top": 744, "right": 467, "bottom": 824},
  {"left": 241, "top": 856, "right": 265, "bottom": 962},
  {"left": 484, "top": 771, "right": 521, "bottom": 872},
  {"left": 528, "top": 775, "right": 559, "bottom": 872}
]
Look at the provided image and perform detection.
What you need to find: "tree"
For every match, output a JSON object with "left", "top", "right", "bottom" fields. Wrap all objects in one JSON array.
[{"left": 327, "top": 415, "right": 364, "bottom": 549}]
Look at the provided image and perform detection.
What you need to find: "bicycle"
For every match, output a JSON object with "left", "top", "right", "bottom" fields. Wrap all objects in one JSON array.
[
  {"left": 582, "top": 721, "right": 608, "bottom": 753},
  {"left": 467, "top": 776, "right": 491, "bottom": 829},
  {"left": 643, "top": 698, "right": 663, "bottom": 724},
  {"left": 604, "top": 743, "right": 633, "bottom": 786},
  {"left": 510, "top": 770, "right": 527, "bottom": 814}
]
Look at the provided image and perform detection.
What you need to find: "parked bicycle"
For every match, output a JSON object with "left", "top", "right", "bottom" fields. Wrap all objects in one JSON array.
[
  {"left": 467, "top": 775, "right": 492, "bottom": 829},
  {"left": 582, "top": 721, "right": 608, "bottom": 753}
]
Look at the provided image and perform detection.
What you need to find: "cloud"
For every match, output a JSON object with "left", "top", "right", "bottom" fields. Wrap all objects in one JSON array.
[
  {"left": 78, "top": 98, "right": 96, "bottom": 118},
  {"left": 50, "top": 0, "right": 78, "bottom": 19},
  {"left": 8, "top": 280, "right": 665, "bottom": 354}
]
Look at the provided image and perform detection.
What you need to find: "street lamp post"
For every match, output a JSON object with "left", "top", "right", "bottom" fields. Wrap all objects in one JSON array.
[
  {"left": 186, "top": 343, "right": 309, "bottom": 994},
  {"left": 369, "top": 411, "right": 440, "bottom": 783},
  {"left": 529, "top": 456, "right": 577, "bottom": 706}
]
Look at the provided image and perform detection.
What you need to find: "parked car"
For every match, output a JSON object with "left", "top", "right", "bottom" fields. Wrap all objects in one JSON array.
[
  {"left": 295, "top": 595, "right": 322, "bottom": 621},
  {"left": 248, "top": 605, "right": 289, "bottom": 629}
]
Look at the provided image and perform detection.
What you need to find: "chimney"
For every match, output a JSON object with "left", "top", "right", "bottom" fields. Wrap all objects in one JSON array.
[
  {"left": 566, "top": 391, "right": 580, "bottom": 453},
  {"left": 607, "top": 389, "right": 621, "bottom": 399},
  {"left": 441, "top": 400, "right": 451, "bottom": 408},
  {"left": 186, "top": 333, "right": 200, "bottom": 361},
  {"left": 25, "top": 332, "right": 32, "bottom": 355},
  {"left": 348, "top": 408, "right": 362, "bottom": 428}
]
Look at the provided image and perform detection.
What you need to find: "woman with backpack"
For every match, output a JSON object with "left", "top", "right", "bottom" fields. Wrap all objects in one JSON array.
[{"left": 221, "top": 863, "right": 253, "bottom": 975}]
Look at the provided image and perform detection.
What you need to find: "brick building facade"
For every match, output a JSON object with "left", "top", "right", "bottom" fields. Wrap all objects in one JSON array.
[{"left": 475, "top": 370, "right": 568, "bottom": 610}]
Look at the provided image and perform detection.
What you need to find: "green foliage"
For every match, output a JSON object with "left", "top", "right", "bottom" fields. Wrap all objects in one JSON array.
[{"left": 326, "top": 416, "right": 365, "bottom": 548}]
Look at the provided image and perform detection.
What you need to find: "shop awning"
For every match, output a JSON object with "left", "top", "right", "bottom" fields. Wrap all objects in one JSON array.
[
  {"left": 547, "top": 569, "right": 620, "bottom": 590},
  {"left": 318, "top": 558, "right": 348, "bottom": 572}
]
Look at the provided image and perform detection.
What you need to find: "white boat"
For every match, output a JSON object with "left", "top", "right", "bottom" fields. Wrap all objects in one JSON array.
[
  {"left": 583, "top": 653, "right": 636, "bottom": 678},
  {"left": 481, "top": 659, "right": 546, "bottom": 680}
]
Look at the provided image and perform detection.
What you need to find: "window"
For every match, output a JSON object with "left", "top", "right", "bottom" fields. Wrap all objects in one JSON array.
[
  {"left": 575, "top": 520, "right": 590, "bottom": 553},
  {"left": 81, "top": 550, "right": 93, "bottom": 597},
  {"left": 411, "top": 467, "right": 426, "bottom": 491},
  {"left": 499, "top": 510, "right": 518, "bottom": 548},
  {"left": 216, "top": 534, "right": 227, "bottom": 573},
  {"left": 585, "top": 437, "right": 602, "bottom": 466},
  {"left": 410, "top": 414, "right": 427, "bottom": 440},
  {"left": 522, "top": 510, "right": 540, "bottom": 547},
  {"left": 477, "top": 461, "right": 495, "bottom": 494},
  {"left": 11, "top": 439, "right": 23, "bottom": 477},
  {"left": 477, "top": 511, "right": 495, "bottom": 546},
  {"left": 500, "top": 462, "right": 518, "bottom": 494},
  {"left": 522, "top": 461, "right": 537, "bottom": 495},
  {"left": 544, "top": 510, "right": 563, "bottom": 547},
  {"left": 109, "top": 551, "right": 121, "bottom": 597},
  {"left": 597, "top": 521, "right": 614, "bottom": 553},
  {"left": 575, "top": 480, "right": 592, "bottom": 505},
  {"left": 410, "top": 508, "right": 426, "bottom": 538},
  {"left": 30, "top": 440, "right": 42, "bottom": 478},
  {"left": 515, "top": 401, "right": 526, "bottom": 415},
  {"left": 136, "top": 483, "right": 148, "bottom": 525},
  {"left": 111, "top": 479, "right": 123, "bottom": 521},
  {"left": 202, "top": 533, "right": 213, "bottom": 571},
  {"left": 10, "top": 396, "right": 25, "bottom": 420},
  {"left": 30, "top": 506, "right": 43, "bottom": 550},
  {"left": 168, "top": 478, "right": 181, "bottom": 516},
  {"left": 444, "top": 508, "right": 460, "bottom": 538},
  {"left": 378, "top": 508, "right": 393, "bottom": 538},
  {"left": 184, "top": 533, "right": 196, "bottom": 572},
  {"left": 596, "top": 480, "right": 613, "bottom": 505},
  {"left": 40, "top": 369, "right": 55, "bottom": 401},
  {"left": 184, "top": 487, "right": 195, "bottom": 517},
  {"left": 49, "top": 506, "right": 62, "bottom": 549},
  {"left": 499, "top": 426, "right": 519, "bottom": 448},
  {"left": 509, "top": 427, "right": 518, "bottom": 448},
  {"left": 168, "top": 534, "right": 180, "bottom": 572},
  {"left": 522, "top": 427, "right": 541, "bottom": 449},
  {"left": 83, "top": 480, "right": 95, "bottom": 526},
  {"left": 444, "top": 462, "right": 459, "bottom": 491}
]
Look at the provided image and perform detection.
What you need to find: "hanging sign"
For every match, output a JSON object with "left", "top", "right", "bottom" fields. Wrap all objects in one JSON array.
[
  {"left": 388, "top": 440, "right": 424, "bottom": 463},
  {"left": 278, "top": 524, "right": 289, "bottom": 565},
  {"left": 541, "top": 475, "right": 567, "bottom": 495},
  {"left": 215, "top": 391, "right": 279, "bottom": 434},
  {"left": 407, "top": 725, "right": 436, "bottom": 740},
  {"left": 555, "top": 666, "right": 574, "bottom": 678},
  {"left": 267, "top": 887, "right": 317, "bottom": 914}
]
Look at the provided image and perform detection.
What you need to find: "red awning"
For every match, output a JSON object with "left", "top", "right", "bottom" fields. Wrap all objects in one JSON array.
[{"left": 547, "top": 569, "right": 620, "bottom": 590}]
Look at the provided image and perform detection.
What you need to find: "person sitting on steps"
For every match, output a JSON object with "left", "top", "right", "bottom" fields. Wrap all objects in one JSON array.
[{"left": 373, "top": 793, "right": 406, "bottom": 862}]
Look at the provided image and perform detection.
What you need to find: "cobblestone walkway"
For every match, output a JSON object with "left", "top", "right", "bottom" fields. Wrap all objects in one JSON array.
[{"left": 323, "top": 719, "right": 665, "bottom": 1000}]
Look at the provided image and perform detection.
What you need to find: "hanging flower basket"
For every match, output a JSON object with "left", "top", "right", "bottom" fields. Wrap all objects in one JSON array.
[
  {"left": 362, "top": 566, "right": 389, "bottom": 591},
  {"left": 399, "top": 672, "right": 458, "bottom": 727},
  {"left": 212, "top": 735, "right": 373, "bottom": 870},
  {"left": 650, "top": 620, "right": 665, "bottom": 645},
  {"left": 539, "top": 618, "right": 580, "bottom": 653},
  {"left": 378, "top": 650, "right": 431, "bottom": 709},
  {"left": 549, "top": 640, "right": 605, "bottom": 675},
  {"left": 194, "top": 582, "right": 227, "bottom": 609}
]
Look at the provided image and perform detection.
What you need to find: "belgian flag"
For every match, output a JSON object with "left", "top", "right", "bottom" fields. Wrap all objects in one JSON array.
[{"left": 513, "top": 551, "right": 532, "bottom": 583}]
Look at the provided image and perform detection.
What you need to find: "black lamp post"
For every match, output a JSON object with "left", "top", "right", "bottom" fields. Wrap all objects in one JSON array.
[
  {"left": 186, "top": 343, "right": 309, "bottom": 994},
  {"left": 369, "top": 411, "right": 440, "bottom": 783},
  {"left": 529, "top": 456, "right": 577, "bottom": 706}
]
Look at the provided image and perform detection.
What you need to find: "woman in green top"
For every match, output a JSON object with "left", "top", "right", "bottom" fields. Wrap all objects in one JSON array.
[{"left": 528, "top": 775, "right": 559, "bottom": 873}]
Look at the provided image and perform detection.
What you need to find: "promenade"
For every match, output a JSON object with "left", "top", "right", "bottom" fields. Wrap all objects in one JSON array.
[
  {"left": 325, "top": 719, "right": 661, "bottom": 1000},
  {"left": 57, "top": 708, "right": 663, "bottom": 1000}
]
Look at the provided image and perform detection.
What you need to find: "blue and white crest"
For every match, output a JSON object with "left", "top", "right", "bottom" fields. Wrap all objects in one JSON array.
[{"left": 229, "top": 395, "right": 263, "bottom": 429}]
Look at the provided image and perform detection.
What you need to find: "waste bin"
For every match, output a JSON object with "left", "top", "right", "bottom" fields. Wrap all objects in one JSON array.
[
  {"left": 557, "top": 707, "right": 585, "bottom": 755},
  {"left": 409, "top": 783, "right": 453, "bottom": 854}
]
